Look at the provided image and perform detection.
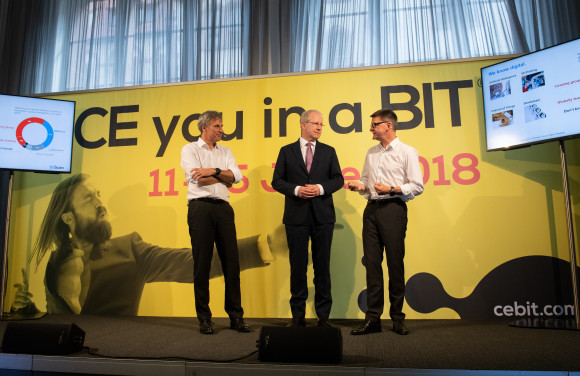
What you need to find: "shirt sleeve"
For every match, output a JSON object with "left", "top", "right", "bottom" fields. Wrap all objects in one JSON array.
[
  {"left": 132, "top": 232, "right": 194, "bottom": 283},
  {"left": 359, "top": 151, "right": 372, "bottom": 199},
  {"left": 180, "top": 143, "right": 200, "bottom": 184},
  {"left": 400, "top": 147, "right": 424, "bottom": 200},
  {"left": 225, "top": 148, "right": 243, "bottom": 184},
  {"left": 131, "top": 232, "right": 270, "bottom": 283}
]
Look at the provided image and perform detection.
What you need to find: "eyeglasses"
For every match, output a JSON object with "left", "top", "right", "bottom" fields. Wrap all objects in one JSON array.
[
  {"left": 306, "top": 121, "right": 324, "bottom": 127},
  {"left": 371, "top": 121, "right": 390, "bottom": 129}
]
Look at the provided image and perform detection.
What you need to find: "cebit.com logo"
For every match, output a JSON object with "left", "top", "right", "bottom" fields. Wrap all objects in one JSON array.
[{"left": 494, "top": 301, "right": 574, "bottom": 317}]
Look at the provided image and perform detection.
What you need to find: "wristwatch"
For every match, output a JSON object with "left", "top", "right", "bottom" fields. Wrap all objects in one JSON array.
[
  {"left": 389, "top": 186, "right": 395, "bottom": 196},
  {"left": 213, "top": 168, "right": 221, "bottom": 177}
]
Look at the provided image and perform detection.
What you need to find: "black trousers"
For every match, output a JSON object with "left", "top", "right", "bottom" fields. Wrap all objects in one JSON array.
[
  {"left": 285, "top": 205, "right": 334, "bottom": 320},
  {"left": 187, "top": 199, "right": 243, "bottom": 321},
  {"left": 362, "top": 199, "right": 408, "bottom": 321}
]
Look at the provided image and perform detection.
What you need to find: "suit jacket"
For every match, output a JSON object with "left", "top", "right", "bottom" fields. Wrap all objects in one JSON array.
[
  {"left": 272, "top": 139, "right": 344, "bottom": 225},
  {"left": 44, "top": 233, "right": 267, "bottom": 315}
]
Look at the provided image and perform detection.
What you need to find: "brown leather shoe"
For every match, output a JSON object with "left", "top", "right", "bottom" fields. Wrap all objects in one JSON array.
[
  {"left": 199, "top": 319, "right": 214, "bottom": 335},
  {"left": 230, "top": 318, "right": 250, "bottom": 332},
  {"left": 350, "top": 320, "right": 381, "bottom": 335},
  {"left": 392, "top": 319, "right": 409, "bottom": 335}
]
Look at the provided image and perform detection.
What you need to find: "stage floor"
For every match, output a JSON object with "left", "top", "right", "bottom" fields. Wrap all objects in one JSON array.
[{"left": 1, "top": 314, "right": 580, "bottom": 375}]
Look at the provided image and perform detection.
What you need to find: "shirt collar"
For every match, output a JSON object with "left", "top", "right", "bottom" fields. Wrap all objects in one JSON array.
[
  {"left": 381, "top": 137, "right": 400, "bottom": 151},
  {"left": 196, "top": 137, "right": 220, "bottom": 150},
  {"left": 299, "top": 137, "right": 316, "bottom": 147}
]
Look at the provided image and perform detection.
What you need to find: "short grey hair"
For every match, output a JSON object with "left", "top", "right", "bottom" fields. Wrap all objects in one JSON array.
[
  {"left": 300, "top": 109, "right": 322, "bottom": 124},
  {"left": 198, "top": 111, "right": 222, "bottom": 132}
]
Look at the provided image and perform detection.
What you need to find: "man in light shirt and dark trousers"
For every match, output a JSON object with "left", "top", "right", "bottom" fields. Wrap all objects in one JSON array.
[
  {"left": 348, "top": 108, "right": 424, "bottom": 336},
  {"left": 181, "top": 110, "right": 250, "bottom": 335}
]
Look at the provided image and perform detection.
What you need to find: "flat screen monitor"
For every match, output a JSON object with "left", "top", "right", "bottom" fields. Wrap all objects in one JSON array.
[
  {"left": 481, "top": 37, "right": 580, "bottom": 151},
  {"left": 0, "top": 94, "right": 75, "bottom": 173}
]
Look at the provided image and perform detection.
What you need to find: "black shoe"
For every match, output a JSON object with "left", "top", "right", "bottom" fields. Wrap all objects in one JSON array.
[
  {"left": 230, "top": 318, "right": 250, "bottom": 332},
  {"left": 199, "top": 319, "right": 214, "bottom": 335},
  {"left": 392, "top": 319, "right": 409, "bottom": 335},
  {"left": 350, "top": 320, "right": 381, "bottom": 335},
  {"left": 317, "top": 318, "right": 334, "bottom": 328},
  {"left": 287, "top": 318, "right": 306, "bottom": 327}
]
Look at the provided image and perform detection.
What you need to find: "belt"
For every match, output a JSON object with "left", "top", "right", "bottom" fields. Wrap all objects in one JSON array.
[
  {"left": 189, "top": 197, "right": 227, "bottom": 204},
  {"left": 367, "top": 198, "right": 401, "bottom": 204}
]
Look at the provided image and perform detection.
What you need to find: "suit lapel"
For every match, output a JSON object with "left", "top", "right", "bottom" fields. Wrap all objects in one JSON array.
[
  {"left": 310, "top": 141, "right": 323, "bottom": 174},
  {"left": 291, "top": 139, "right": 308, "bottom": 174}
]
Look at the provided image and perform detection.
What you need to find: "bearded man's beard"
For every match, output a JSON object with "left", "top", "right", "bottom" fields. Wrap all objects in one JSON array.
[{"left": 73, "top": 210, "right": 112, "bottom": 245}]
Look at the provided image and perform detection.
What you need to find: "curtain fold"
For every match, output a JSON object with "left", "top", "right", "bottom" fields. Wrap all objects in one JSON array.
[
  {"left": 0, "top": 0, "right": 32, "bottom": 95},
  {"left": 513, "top": 0, "right": 580, "bottom": 52},
  {"left": 4, "top": 0, "right": 579, "bottom": 95},
  {"left": 181, "top": 0, "right": 249, "bottom": 82}
]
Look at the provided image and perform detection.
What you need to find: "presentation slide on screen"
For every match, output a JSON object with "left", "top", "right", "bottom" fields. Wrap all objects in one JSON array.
[
  {"left": 482, "top": 38, "right": 580, "bottom": 150},
  {"left": 0, "top": 95, "right": 75, "bottom": 172}
]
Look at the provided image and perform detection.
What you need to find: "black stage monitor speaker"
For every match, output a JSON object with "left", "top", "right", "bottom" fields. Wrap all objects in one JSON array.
[
  {"left": 258, "top": 326, "right": 342, "bottom": 364},
  {"left": 1, "top": 322, "right": 85, "bottom": 355}
]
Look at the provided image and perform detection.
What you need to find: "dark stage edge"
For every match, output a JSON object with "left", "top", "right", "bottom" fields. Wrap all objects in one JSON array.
[{"left": 1, "top": 314, "right": 580, "bottom": 376}]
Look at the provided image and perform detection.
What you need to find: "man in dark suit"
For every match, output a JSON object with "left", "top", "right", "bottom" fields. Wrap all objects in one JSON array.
[{"left": 272, "top": 109, "right": 344, "bottom": 327}]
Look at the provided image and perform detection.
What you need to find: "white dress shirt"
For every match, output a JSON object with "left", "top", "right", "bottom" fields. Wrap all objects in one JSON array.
[
  {"left": 359, "top": 137, "right": 424, "bottom": 202},
  {"left": 181, "top": 138, "right": 243, "bottom": 202}
]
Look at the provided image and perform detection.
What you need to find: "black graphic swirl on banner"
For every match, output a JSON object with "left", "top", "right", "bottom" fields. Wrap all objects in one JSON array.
[{"left": 405, "top": 256, "right": 579, "bottom": 319}]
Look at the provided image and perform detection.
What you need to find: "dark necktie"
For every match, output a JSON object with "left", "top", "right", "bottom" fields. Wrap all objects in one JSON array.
[{"left": 306, "top": 142, "right": 313, "bottom": 173}]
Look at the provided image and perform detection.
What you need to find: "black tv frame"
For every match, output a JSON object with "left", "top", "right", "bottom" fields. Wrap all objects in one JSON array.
[
  {"left": 0, "top": 93, "right": 76, "bottom": 174},
  {"left": 481, "top": 37, "right": 580, "bottom": 152}
]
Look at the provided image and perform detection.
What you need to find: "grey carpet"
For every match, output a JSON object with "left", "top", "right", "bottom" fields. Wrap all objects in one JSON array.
[{"left": 1, "top": 315, "right": 580, "bottom": 371}]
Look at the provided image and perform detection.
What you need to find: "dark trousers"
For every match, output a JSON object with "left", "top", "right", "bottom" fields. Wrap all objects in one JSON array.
[
  {"left": 187, "top": 199, "right": 243, "bottom": 321},
  {"left": 362, "top": 199, "right": 408, "bottom": 321},
  {"left": 285, "top": 206, "right": 334, "bottom": 320}
]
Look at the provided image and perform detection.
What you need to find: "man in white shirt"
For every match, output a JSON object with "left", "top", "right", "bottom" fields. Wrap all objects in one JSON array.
[
  {"left": 348, "top": 109, "right": 424, "bottom": 335},
  {"left": 181, "top": 110, "right": 249, "bottom": 335}
]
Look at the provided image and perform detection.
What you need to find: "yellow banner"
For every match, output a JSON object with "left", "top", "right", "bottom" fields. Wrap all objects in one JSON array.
[{"left": 5, "top": 58, "right": 580, "bottom": 319}]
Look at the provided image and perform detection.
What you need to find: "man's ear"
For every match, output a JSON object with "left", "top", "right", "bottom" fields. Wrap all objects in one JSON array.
[{"left": 62, "top": 212, "right": 74, "bottom": 225}]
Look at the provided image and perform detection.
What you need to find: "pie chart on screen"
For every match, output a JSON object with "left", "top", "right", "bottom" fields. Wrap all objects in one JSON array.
[{"left": 16, "top": 117, "right": 54, "bottom": 150}]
